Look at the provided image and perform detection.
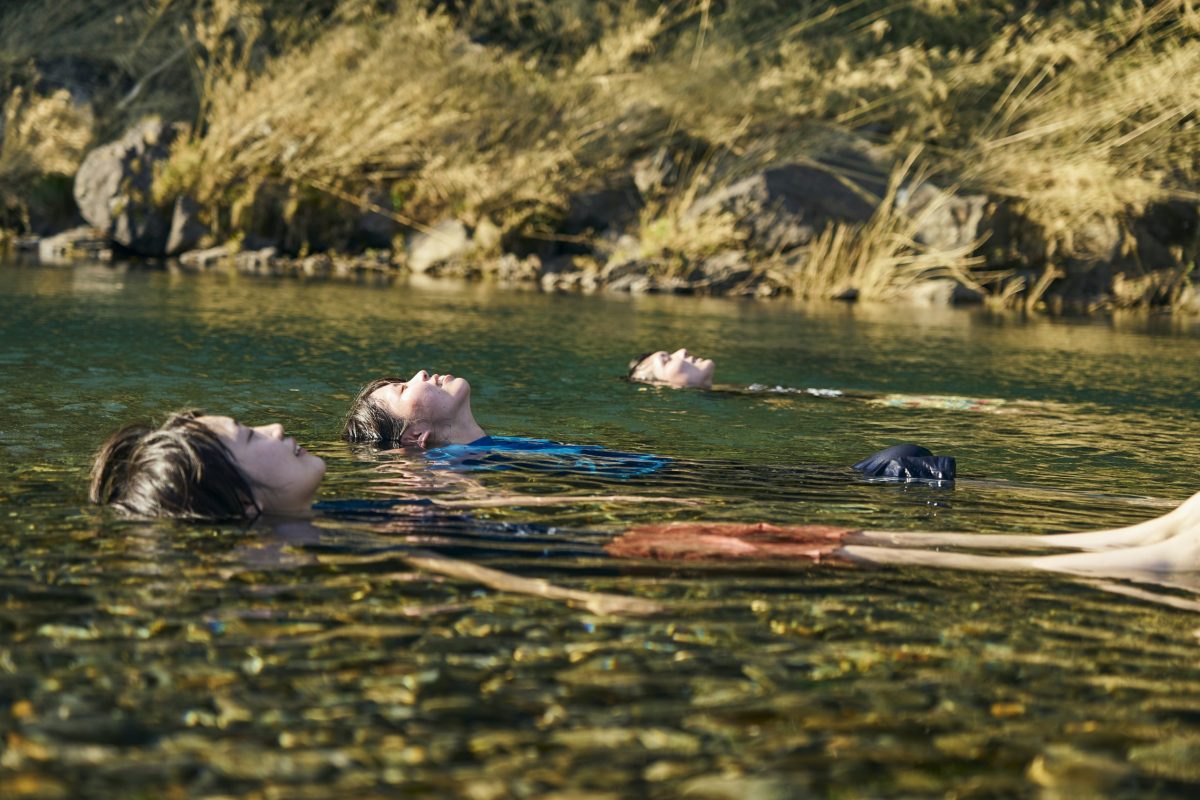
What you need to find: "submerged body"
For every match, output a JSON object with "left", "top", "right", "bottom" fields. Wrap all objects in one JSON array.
[
  {"left": 96, "top": 400, "right": 1200, "bottom": 579},
  {"left": 608, "top": 490, "right": 1200, "bottom": 576}
]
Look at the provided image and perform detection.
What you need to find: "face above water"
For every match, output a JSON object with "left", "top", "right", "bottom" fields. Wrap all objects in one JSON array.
[
  {"left": 631, "top": 349, "right": 715, "bottom": 389},
  {"left": 199, "top": 415, "right": 326, "bottom": 515},
  {"left": 368, "top": 370, "right": 472, "bottom": 441}
]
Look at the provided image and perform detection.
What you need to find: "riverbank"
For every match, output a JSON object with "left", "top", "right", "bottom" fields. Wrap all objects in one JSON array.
[{"left": 2, "top": 1, "right": 1198, "bottom": 314}]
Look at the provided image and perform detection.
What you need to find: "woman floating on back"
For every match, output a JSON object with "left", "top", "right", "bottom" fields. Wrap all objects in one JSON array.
[
  {"left": 342, "top": 370, "right": 670, "bottom": 477},
  {"left": 626, "top": 346, "right": 1052, "bottom": 414},
  {"left": 91, "top": 409, "right": 1200, "bottom": 579},
  {"left": 90, "top": 410, "right": 325, "bottom": 519},
  {"left": 627, "top": 349, "right": 716, "bottom": 389}
]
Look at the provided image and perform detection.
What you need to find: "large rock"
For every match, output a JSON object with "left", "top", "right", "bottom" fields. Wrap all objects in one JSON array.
[
  {"left": 692, "top": 250, "right": 754, "bottom": 293},
  {"left": 405, "top": 219, "right": 471, "bottom": 274},
  {"left": 36, "top": 226, "right": 110, "bottom": 264},
  {"left": 73, "top": 118, "right": 206, "bottom": 256},
  {"left": 896, "top": 182, "right": 989, "bottom": 252},
  {"left": 1177, "top": 284, "right": 1200, "bottom": 315},
  {"left": 166, "top": 195, "right": 207, "bottom": 255},
  {"left": 684, "top": 160, "right": 881, "bottom": 254}
]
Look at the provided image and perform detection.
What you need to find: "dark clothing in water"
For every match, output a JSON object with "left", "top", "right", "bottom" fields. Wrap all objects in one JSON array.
[{"left": 853, "top": 443, "right": 955, "bottom": 482}]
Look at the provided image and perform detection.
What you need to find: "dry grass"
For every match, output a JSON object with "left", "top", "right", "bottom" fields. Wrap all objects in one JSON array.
[
  {"left": 788, "top": 151, "right": 984, "bottom": 301},
  {"left": 1, "top": 0, "right": 1198, "bottom": 309},
  {"left": 0, "top": 89, "right": 93, "bottom": 181},
  {"left": 0, "top": 88, "right": 94, "bottom": 228},
  {"left": 955, "top": 5, "right": 1200, "bottom": 235}
]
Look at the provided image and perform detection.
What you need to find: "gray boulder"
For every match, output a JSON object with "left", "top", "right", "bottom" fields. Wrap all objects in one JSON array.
[
  {"left": 406, "top": 220, "right": 470, "bottom": 274},
  {"left": 493, "top": 253, "right": 542, "bottom": 283},
  {"left": 600, "top": 257, "right": 651, "bottom": 285},
  {"left": 896, "top": 182, "right": 989, "bottom": 252},
  {"left": 178, "top": 245, "right": 232, "bottom": 271},
  {"left": 36, "top": 226, "right": 110, "bottom": 264},
  {"left": 1177, "top": 284, "right": 1200, "bottom": 315},
  {"left": 693, "top": 250, "right": 754, "bottom": 293},
  {"left": 685, "top": 162, "right": 880, "bottom": 254},
  {"left": 235, "top": 247, "right": 278, "bottom": 275},
  {"left": 166, "top": 195, "right": 208, "bottom": 255},
  {"left": 73, "top": 118, "right": 206, "bottom": 256}
]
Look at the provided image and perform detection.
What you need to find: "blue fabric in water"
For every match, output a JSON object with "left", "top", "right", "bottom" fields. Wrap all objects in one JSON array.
[
  {"left": 422, "top": 435, "right": 670, "bottom": 479},
  {"left": 853, "top": 443, "right": 956, "bottom": 482}
]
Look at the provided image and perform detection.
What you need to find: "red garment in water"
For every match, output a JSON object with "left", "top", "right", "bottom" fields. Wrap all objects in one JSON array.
[{"left": 606, "top": 522, "right": 854, "bottom": 562}]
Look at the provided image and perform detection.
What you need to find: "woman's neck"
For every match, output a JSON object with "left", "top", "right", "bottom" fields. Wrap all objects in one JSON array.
[{"left": 442, "top": 406, "right": 487, "bottom": 445}]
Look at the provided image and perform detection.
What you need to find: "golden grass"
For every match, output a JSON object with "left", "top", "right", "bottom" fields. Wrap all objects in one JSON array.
[
  {"left": 788, "top": 151, "right": 984, "bottom": 301},
  {"left": 1, "top": 0, "right": 1198, "bottom": 309},
  {"left": 0, "top": 88, "right": 94, "bottom": 225},
  {"left": 958, "top": 9, "right": 1200, "bottom": 234}
]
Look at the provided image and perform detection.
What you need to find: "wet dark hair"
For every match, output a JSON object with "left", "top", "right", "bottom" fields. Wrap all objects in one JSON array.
[
  {"left": 627, "top": 352, "right": 656, "bottom": 380},
  {"left": 89, "top": 410, "right": 259, "bottom": 520},
  {"left": 342, "top": 377, "right": 411, "bottom": 444}
]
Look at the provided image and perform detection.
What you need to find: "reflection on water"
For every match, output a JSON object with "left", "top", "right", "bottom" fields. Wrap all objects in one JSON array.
[{"left": 3, "top": 261, "right": 1200, "bottom": 797}]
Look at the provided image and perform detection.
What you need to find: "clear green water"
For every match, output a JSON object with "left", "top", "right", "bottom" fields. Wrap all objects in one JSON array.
[{"left": 3, "top": 261, "right": 1200, "bottom": 797}]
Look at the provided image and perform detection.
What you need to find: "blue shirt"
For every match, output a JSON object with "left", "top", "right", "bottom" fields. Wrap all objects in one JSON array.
[{"left": 422, "top": 436, "right": 670, "bottom": 479}]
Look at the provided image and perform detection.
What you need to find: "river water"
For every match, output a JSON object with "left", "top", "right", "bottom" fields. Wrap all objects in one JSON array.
[{"left": 2, "top": 261, "right": 1200, "bottom": 797}]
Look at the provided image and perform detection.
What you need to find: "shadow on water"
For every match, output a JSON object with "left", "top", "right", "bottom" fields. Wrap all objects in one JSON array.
[{"left": 3, "top": 261, "right": 1200, "bottom": 796}]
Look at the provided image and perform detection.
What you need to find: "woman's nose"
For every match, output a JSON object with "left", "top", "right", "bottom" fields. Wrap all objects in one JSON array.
[
  {"left": 414, "top": 370, "right": 429, "bottom": 381},
  {"left": 672, "top": 348, "right": 688, "bottom": 358}
]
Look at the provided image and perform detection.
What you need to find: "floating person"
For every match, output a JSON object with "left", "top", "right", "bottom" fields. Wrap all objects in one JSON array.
[
  {"left": 88, "top": 409, "right": 673, "bottom": 615},
  {"left": 626, "top": 349, "right": 716, "bottom": 389},
  {"left": 342, "top": 371, "right": 670, "bottom": 478},
  {"left": 90, "top": 411, "right": 326, "bottom": 520},
  {"left": 342, "top": 371, "right": 952, "bottom": 482},
  {"left": 91, "top": 413, "right": 1200, "bottom": 581},
  {"left": 607, "top": 488, "right": 1200, "bottom": 577},
  {"left": 626, "top": 347, "right": 1052, "bottom": 414},
  {"left": 91, "top": 409, "right": 683, "bottom": 520}
]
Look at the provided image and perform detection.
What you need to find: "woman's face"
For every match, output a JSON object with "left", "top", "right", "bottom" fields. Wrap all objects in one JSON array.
[
  {"left": 631, "top": 349, "right": 715, "bottom": 389},
  {"left": 200, "top": 416, "right": 326, "bottom": 515},
  {"left": 368, "top": 370, "right": 471, "bottom": 443}
]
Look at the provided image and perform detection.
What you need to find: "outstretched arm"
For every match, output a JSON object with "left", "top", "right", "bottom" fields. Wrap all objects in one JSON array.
[
  {"left": 843, "top": 521, "right": 1200, "bottom": 576},
  {"left": 851, "top": 490, "right": 1200, "bottom": 553},
  {"left": 839, "top": 545, "right": 1041, "bottom": 571}
]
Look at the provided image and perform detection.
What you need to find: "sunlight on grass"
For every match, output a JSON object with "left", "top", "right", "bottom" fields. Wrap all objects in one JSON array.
[{"left": 1, "top": 0, "right": 1197, "bottom": 309}]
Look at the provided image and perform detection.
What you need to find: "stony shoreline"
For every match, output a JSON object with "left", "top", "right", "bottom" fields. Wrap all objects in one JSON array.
[{"left": 7, "top": 116, "right": 1199, "bottom": 314}]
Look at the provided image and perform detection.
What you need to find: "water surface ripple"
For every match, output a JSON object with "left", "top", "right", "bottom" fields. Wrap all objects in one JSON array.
[{"left": 2, "top": 262, "right": 1200, "bottom": 797}]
